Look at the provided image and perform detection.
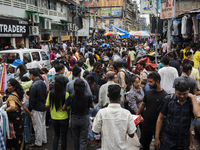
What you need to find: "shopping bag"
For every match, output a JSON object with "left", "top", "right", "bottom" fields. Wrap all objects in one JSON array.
[{"left": 127, "top": 133, "right": 140, "bottom": 150}]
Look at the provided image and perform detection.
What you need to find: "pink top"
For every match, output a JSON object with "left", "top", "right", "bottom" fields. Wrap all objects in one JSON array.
[
  {"left": 50, "top": 52, "right": 56, "bottom": 60},
  {"left": 42, "top": 74, "right": 49, "bottom": 92}
]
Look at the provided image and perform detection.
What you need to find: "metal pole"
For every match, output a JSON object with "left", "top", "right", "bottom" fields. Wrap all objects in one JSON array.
[
  {"left": 167, "top": 19, "right": 172, "bottom": 51},
  {"left": 155, "top": 0, "right": 159, "bottom": 72},
  {"left": 76, "top": 4, "right": 78, "bottom": 45}
]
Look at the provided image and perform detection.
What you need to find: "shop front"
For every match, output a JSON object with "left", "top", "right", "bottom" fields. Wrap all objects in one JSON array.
[{"left": 0, "top": 17, "right": 29, "bottom": 49}]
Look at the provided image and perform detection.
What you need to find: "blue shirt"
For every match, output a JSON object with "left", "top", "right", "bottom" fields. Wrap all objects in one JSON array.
[
  {"left": 64, "top": 94, "right": 93, "bottom": 115},
  {"left": 7, "top": 73, "right": 14, "bottom": 82},
  {"left": 66, "top": 77, "right": 93, "bottom": 97},
  {"left": 80, "top": 48, "right": 85, "bottom": 55},
  {"left": 90, "top": 71, "right": 107, "bottom": 86}
]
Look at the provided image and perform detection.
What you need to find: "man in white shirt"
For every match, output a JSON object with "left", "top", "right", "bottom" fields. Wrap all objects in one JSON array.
[
  {"left": 77, "top": 60, "right": 85, "bottom": 77},
  {"left": 158, "top": 56, "right": 178, "bottom": 94},
  {"left": 62, "top": 42, "right": 67, "bottom": 51},
  {"left": 31, "top": 56, "right": 42, "bottom": 69},
  {"left": 48, "top": 60, "right": 59, "bottom": 77},
  {"left": 93, "top": 84, "right": 136, "bottom": 150},
  {"left": 42, "top": 42, "right": 49, "bottom": 54}
]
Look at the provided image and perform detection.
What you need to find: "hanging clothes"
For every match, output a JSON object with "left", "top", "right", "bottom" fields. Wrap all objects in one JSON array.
[
  {"left": 181, "top": 16, "right": 187, "bottom": 35},
  {"left": 192, "top": 15, "right": 199, "bottom": 35},
  {"left": 186, "top": 16, "right": 193, "bottom": 34},
  {"left": 172, "top": 20, "right": 181, "bottom": 36}
]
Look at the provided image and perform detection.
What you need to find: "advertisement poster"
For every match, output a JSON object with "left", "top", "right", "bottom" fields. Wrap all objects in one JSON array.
[
  {"left": 111, "top": 7, "right": 122, "bottom": 17},
  {"left": 140, "top": 0, "right": 152, "bottom": 14},
  {"left": 83, "top": 0, "right": 124, "bottom": 7},
  {"left": 160, "top": 0, "right": 175, "bottom": 19},
  {"left": 101, "top": 8, "right": 111, "bottom": 18}
]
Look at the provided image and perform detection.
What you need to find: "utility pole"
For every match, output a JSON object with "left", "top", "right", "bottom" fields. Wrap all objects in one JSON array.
[
  {"left": 76, "top": 4, "right": 78, "bottom": 45},
  {"left": 154, "top": 0, "right": 159, "bottom": 72}
]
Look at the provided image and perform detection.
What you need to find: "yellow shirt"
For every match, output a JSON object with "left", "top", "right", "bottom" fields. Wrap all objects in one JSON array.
[
  {"left": 181, "top": 49, "right": 189, "bottom": 60},
  {"left": 96, "top": 54, "right": 100, "bottom": 60},
  {"left": 193, "top": 51, "right": 200, "bottom": 69},
  {"left": 46, "top": 92, "right": 70, "bottom": 120}
]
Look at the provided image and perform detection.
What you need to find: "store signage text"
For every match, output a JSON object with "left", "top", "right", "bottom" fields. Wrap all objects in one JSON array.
[{"left": 0, "top": 24, "right": 26, "bottom": 33}]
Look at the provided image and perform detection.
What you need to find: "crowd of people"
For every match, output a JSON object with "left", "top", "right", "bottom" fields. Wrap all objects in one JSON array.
[{"left": 1, "top": 36, "right": 200, "bottom": 150}]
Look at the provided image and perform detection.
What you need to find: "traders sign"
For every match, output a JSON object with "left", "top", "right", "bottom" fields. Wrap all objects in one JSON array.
[{"left": 0, "top": 18, "right": 29, "bottom": 37}]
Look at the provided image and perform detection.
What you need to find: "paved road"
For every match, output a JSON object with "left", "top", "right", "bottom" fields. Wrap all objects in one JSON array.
[
  {"left": 26, "top": 124, "right": 198, "bottom": 150},
  {"left": 26, "top": 124, "right": 101, "bottom": 150}
]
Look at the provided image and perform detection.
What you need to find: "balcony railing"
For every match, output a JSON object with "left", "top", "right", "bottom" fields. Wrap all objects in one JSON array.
[{"left": 0, "top": 0, "right": 67, "bottom": 19}]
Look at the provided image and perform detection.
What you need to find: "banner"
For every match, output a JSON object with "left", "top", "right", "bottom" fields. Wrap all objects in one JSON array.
[
  {"left": 111, "top": 7, "right": 122, "bottom": 17},
  {"left": 84, "top": 0, "right": 124, "bottom": 7},
  {"left": 160, "top": 0, "right": 175, "bottom": 19},
  {"left": 101, "top": 8, "right": 111, "bottom": 18},
  {"left": 78, "top": 18, "right": 89, "bottom": 37},
  {"left": 140, "top": 0, "right": 157, "bottom": 14}
]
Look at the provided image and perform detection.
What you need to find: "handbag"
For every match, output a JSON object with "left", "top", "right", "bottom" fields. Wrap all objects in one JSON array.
[{"left": 9, "top": 122, "right": 16, "bottom": 139}]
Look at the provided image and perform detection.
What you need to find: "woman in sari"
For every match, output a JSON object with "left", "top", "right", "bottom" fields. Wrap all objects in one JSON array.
[{"left": 5, "top": 78, "right": 26, "bottom": 150}]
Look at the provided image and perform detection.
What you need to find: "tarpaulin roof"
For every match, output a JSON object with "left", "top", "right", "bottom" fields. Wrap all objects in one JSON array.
[{"left": 110, "top": 25, "right": 129, "bottom": 38}]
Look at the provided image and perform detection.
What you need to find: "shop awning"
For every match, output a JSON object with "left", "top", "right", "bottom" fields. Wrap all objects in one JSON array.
[
  {"left": 39, "top": 16, "right": 53, "bottom": 20},
  {"left": 51, "top": 23, "right": 67, "bottom": 26},
  {"left": 60, "top": 20, "right": 72, "bottom": 23},
  {"left": 25, "top": 10, "right": 44, "bottom": 14}
]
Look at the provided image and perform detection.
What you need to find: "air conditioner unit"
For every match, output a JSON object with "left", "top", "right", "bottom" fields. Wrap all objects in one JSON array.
[
  {"left": 29, "top": 26, "right": 39, "bottom": 35},
  {"left": 45, "top": 21, "right": 51, "bottom": 30},
  {"left": 34, "top": 15, "right": 40, "bottom": 23},
  {"left": 30, "top": 14, "right": 35, "bottom": 23},
  {"left": 69, "top": 24, "right": 72, "bottom": 30}
]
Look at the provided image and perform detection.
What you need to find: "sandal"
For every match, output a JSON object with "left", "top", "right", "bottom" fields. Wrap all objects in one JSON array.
[{"left": 29, "top": 143, "right": 41, "bottom": 147}]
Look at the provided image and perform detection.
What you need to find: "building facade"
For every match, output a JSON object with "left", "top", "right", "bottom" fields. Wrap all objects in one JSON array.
[{"left": 0, "top": 0, "right": 85, "bottom": 49}]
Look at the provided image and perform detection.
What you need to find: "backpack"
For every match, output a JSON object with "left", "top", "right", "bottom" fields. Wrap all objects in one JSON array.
[
  {"left": 144, "top": 72, "right": 151, "bottom": 92},
  {"left": 119, "top": 69, "right": 131, "bottom": 92}
]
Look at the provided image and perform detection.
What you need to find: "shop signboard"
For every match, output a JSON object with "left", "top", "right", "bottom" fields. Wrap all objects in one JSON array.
[
  {"left": 0, "top": 18, "right": 29, "bottom": 37},
  {"left": 84, "top": 0, "right": 124, "bottom": 7},
  {"left": 101, "top": 8, "right": 111, "bottom": 18},
  {"left": 160, "top": 0, "right": 176, "bottom": 19},
  {"left": 111, "top": 7, "right": 122, "bottom": 17}
]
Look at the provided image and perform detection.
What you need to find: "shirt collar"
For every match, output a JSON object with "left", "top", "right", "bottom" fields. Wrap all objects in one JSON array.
[
  {"left": 33, "top": 78, "right": 40, "bottom": 83},
  {"left": 108, "top": 103, "right": 121, "bottom": 108}
]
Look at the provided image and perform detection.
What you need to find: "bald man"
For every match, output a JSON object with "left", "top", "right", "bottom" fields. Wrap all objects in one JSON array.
[{"left": 98, "top": 71, "right": 124, "bottom": 109}]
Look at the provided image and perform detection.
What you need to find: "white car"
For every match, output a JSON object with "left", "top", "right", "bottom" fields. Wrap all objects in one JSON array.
[{"left": 0, "top": 49, "right": 50, "bottom": 70}]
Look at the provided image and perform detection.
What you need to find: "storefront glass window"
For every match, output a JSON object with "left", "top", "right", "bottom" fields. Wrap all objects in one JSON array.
[
  {"left": 31, "top": 52, "right": 40, "bottom": 61},
  {"left": 0, "top": 53, "right": 20, "bottom": 64},
  {"left": 40, "top": 51, "right": 49, "bottom": 60},
  {"left": 23, "top": 53, "right": 31, "bottom": 62}
]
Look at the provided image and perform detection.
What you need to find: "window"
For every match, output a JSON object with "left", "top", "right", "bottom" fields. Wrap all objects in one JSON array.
[
  {"left": 40, "top": 51, "right": 49, "bottom": 60},
  {"left": 31, "top": 52, "right": 40, "bottom": 61},
  {"left": 109, "top": 19, "right": 114, "bottom": 26},
  {"left": 23, "top": 53, "right": 31, "bottom": 62},
  {"left": 15, "top": 0, "right": 26, "bottom": 2},
  {"left": 41, "top": 0, "right": 48, "bottom": 9},
  {"left": 49, "top": 0, "right": 56, "bottom": 10},
  {"left": 0, "top": 53, "right": 20, "bottom": 64}
]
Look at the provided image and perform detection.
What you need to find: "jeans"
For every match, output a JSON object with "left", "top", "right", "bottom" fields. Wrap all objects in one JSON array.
[
  {"left": 71, "top": 115, "right": 89, "bottom": 150},
  {"left": 24, "top": 101, "right": 32, "bottom": 143},
  {"left": 52, "top": 119, "right": 69, "bottom": 150},
  {"left": 141, "top": 126, "right": 155, "bottom": 150},
  {"left": 88, "top": 106, "right": 100, "bottom": 140}
]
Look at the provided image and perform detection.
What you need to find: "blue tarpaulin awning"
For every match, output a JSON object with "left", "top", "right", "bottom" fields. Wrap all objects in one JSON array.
[{"left": 110, "top": 25, "right": 129, "bottom": 38}]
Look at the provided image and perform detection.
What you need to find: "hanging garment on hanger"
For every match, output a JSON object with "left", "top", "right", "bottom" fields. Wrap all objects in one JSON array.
[
  {"left": 192, "top": 15, "right": 198, "bottom": 35},
  {"left": 172, "top": 20, "right": 181, "bottom": 36},
  {"left": 186, "top": 16, "right": 193, "bottom": 34},
  {"left": 0, "top": 109, "right": 9, "bottom": 139},
  {"left": 181, "top": 16, "right": 187, "bottom": 34}
]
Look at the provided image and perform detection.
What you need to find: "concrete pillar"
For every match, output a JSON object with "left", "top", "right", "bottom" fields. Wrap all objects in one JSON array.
[
  {"left": 167, "top": 19, "right": 172, "bottom": 51},
  {"left": 10, "top": 38, "right": 16, "bottom": 48},
  {"left": 25, "top": 37, "right": 29, "bottom": 49}
]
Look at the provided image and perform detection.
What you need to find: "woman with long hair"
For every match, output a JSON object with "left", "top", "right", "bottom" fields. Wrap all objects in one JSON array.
[
  {"left": 62, "top": 79, "right": 94, "bottom": 150},
  {"left": 6, "top": 78, "right": 25, "bottom": 149},
  {"left": 45, "top": 75, "right": 69, "bottom": 150},
  {"left": 86, "top": 53, "right": 96, "bottom": 72}
]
